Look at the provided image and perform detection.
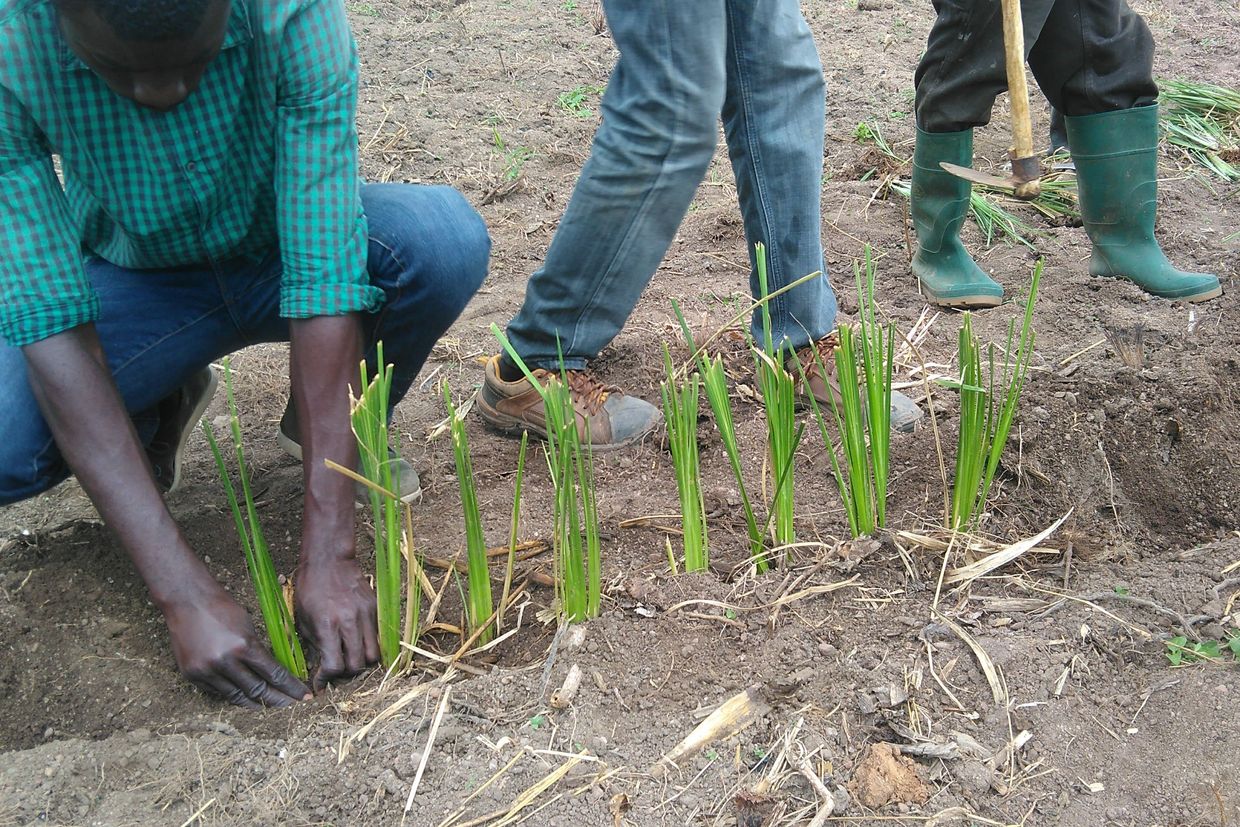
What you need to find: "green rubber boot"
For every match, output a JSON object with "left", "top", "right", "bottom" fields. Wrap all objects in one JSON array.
[
  {"left": 1066, "top": 105, "right": 1221, "bottom": 302},
  {"left": 910, "top": 127, "right": 1004, "bottom": 309}
]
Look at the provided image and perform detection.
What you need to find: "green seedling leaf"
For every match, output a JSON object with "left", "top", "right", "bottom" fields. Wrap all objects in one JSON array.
[
  {"left": 1166, "top": 636, "right": 1189, "bottom": 666},
  {"left": 528, "top": 714, "right": 547, "bottom": 730}
]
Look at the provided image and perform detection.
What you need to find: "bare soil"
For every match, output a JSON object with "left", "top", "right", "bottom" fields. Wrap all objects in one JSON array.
[{"left": 3, "top": 1, "right": 1240, "bottom": 825}]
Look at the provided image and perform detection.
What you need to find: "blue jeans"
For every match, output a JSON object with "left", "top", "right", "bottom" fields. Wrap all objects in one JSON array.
[
  {"left": 504, "top": 0, "right": 833, "bottom": 370},
  {"left": 0, "top": 184, "right": 490, "bottom": 505}
]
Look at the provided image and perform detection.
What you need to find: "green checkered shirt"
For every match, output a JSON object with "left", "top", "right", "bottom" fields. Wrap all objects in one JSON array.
[{"left": 0, "top": 0, "right": 382, "bottom": 347}]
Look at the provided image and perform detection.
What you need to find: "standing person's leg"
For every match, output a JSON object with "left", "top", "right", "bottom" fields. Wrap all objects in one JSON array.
[
  {"left": 719, "top": 0, "right": 921, "bottom": 431},
  {"left": 1030, "top": 0, "right": 1219, "bottom": 301},
  {"left": 911, "top": 0, "right": 1056, "bottom": 308},
  {"left": 502, "top": 0, "right": 727, "bottom": 369},
  {"left": 719, "top": 0, "right": 832, "bottom": 349},
  {"left": 481, "top": 0, "right": 727, "bottom": 447}
]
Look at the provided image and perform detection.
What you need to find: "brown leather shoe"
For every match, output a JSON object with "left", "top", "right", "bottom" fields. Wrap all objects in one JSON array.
[
  {"left": 476, "top": 355, "right": 661, "bottom": 450},
  {"left": 788, "top": 334, "right": 924, "bottom": 433}
]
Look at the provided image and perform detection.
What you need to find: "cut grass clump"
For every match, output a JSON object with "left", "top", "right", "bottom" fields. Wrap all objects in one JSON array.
[
  {"left": 444, "top": 385, "right": 494, "bottom": 645},
  {"left": 497, "top": 431, "right": 529, "bottom": 633},
  {"left": 801, "top": 248, "right": 894, "bottom": 538},
  {"left": 703, "top": 353, "right": 767, "bottom": 572},
  {"left": 492, "top": 326, "right": 601, "bottom": 622},
  {"left": 660, "top": 345, "right": 708, "bottom": 572},
  {"left": 202, "top": 359, "right": 307, "bottom": 681},
  {"left": 949, "top": 261, "right": 1042, "bottom": 531},
  {"left": 1158, "top": 78, "right": 1240, "bottom": 181}
]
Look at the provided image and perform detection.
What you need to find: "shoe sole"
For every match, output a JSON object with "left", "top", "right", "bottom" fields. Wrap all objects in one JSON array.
[
  {"left": 168, "top": 368, "right": 220, "bottom": 494},
  {"left": 476, "top": 394, "right": 660, "bottom": 453},
  {"left": 1186, "top": 285, "right": 1224, "bottom": 303},
  {"left": 277, "top": 425, "right": 422, "bottom": 505},
  {"left": 922, "top": 290, "right": 1004, "bottom": 310},
  {"left": 1091, "top": 273, "right": 1223, "bottom": 304}
]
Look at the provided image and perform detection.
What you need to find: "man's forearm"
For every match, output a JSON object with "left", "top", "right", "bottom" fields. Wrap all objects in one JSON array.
[
  {"left": 21, "top": 325, "right": 217, "bottom": 608},
  {"left": 289, "top": 315, "right": 363, "bottom": 565}
]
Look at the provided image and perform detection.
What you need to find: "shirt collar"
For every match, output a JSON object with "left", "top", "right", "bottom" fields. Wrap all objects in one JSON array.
[{"left": 57, "top": 0, "right": 253, "bottom": 73}]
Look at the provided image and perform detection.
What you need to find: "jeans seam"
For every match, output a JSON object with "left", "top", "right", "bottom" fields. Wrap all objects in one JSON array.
[
  {"left": 111, "top": 305, "right": 230, "bottom": 376},
  {"left": 725, "top": 0, "right": 785, "bottom": 341},
  {"left": 367, "top": 234, "right": 406, "bottom": 349}
]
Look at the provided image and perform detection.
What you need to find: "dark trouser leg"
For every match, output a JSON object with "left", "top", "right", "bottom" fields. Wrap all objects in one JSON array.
[
  {"left": 1027, "top": 0, "right": 1157, "bottom": 116},
  {"left": 914, "top": 0, "right": 1057, "bottom": 133}
]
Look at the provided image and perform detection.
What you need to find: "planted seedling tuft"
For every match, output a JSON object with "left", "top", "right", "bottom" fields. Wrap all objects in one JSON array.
[{"left": 203, "top": 359, "right": 307, "bottom": 681}]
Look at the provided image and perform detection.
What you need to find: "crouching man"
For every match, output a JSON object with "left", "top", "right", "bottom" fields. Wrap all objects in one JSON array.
[{"left": 0, "top": 0, "right": 489, "bottom": 704}]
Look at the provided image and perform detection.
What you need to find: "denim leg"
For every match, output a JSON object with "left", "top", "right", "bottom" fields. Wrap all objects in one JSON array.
[
  {"left": 244, "top": 183, "right": 490, "bottom": 405},
  {"left": 356, "top": 184, "right": 490, "bottom": 403},
  {"left": 0, "top": 184, "right": 486, "bottom": 506},
  {"left": 0, "top": 260, "right": 258, "bottom": 505},
  {"left": 722, "top": 0, "right": 833, "bottom": 349},
  {"left": 503, "top": 0, "right": 727, "bottom": 370}
]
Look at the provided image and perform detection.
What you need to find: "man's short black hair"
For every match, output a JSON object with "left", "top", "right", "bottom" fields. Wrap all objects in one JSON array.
[{"left": 55, "top": 0, "right": 218, "bottom": 41}]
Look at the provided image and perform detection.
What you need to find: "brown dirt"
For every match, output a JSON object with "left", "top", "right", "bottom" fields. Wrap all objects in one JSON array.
[{"left": 3, "top": 1, "right": 1240, "bottom": 825}]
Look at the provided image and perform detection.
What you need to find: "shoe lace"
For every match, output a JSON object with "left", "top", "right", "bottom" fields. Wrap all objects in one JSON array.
[
  {"left": 791, "top": 332, "right": 840, "bottom": 384},
  {"left": 531, "top": 368, "right": 613, "bottom": 417}
]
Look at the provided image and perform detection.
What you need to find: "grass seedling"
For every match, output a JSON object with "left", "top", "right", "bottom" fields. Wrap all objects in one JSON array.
[
  {"left": 202, "top": 360, "right": 307, "bottom": 681},
  {"left": 347, "top": 343, "right": 409, "bottom": 669},
  {"left": 670, "top": 300, "right": 766, "bottom": 572},
  {"left": 491, "top": 326, "right": 601, "bottom": 622},
  {"left": 799, "top": 249, "right": 895, "bottom": 537},
  {"left": 497, "top": 431, "right": 528, "bottom": 633},
  {"left": 443, "top": 385, "right": 493, "bottom": 645},
  {"left": 753, "top": 243, "right": 799, "bottom": 549},
  {"left": 949, "top": 262, "right": 1042, "bottom": 531},
  {"left": 660, "top": 345, "right": 708, "bottom": 572}
]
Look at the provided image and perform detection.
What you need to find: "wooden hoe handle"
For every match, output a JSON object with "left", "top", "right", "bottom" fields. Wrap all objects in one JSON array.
[{"left": 1000, "top": 0, "right": 1041, "bottom": 196}]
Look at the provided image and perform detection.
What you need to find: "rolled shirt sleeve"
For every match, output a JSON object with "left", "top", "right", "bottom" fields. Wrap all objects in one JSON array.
[
  {"left": 274, "top": 0, "right": 382, "bottom": 319},
  {"left": 0, "top": 84, "right": 99, "bottom": 347}
]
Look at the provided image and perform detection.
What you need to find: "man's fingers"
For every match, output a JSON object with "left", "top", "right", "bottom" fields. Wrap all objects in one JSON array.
[
  {"left": 341, "top": 617, "right": 367, "bottom": 675},
  {"left": 226, "top": 659, "right": 303, "bottom": 708},
  {"left": 245, "top": 651, "right": 312, "bottom": 702},
  {"left": 313, "top": 626, "right": 346, "bottom": 693},
  {"left": 360, "top": 608, "right": 381, "bottom": 666},
  {"left": 198, "top": 675, "right": 263, "bottom": 710}
]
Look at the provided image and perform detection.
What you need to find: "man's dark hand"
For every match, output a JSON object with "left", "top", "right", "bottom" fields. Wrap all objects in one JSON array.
[
  {"left": 165, "top": 585, "right": 311, "bottom": 708},
  {"left": 294, "top": 556, "right": 380, "bottom": 691}
]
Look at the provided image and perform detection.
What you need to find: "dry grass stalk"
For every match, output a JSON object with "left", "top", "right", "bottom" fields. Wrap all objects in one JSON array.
[
  {"left": 651, "top": 685, "right": 771, "bottom": 776},
  {"left": 337, "top": 671, "right": 457, "bottom": 764},
  {"left": 403, "top": 685, "right": 453, "bottom": 815},
  {"left": 944, "top": 511, "right": 1071, "bottom": 586},
  {"left": 936, "top": 613, "right": 1007, "bottom": 706}
]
